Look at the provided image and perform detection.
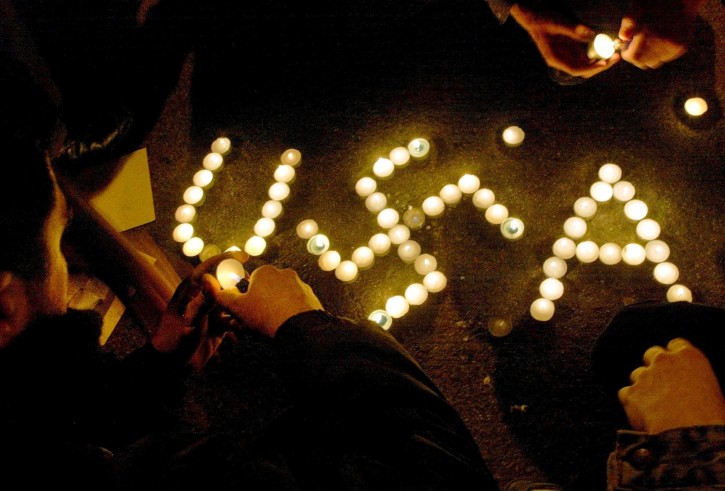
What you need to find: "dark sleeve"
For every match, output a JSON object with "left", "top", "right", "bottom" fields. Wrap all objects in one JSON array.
[{"left": 271, "top": 310, "right": 498, "bottom": 491}]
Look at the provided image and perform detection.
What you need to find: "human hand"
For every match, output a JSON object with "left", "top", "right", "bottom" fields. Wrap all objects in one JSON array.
[
  {"left": 618, "top": 338, "right": 725, "bottom": 434},
  {"left": 214, "top": 265, "right": 323, "bottom": 338},
  {"left": 510, "top": 3, "right": 620, "bottom": 78},
  {"left": 618, "top": 0, "right": 705, "bottom": 69},
  {"left": 152, "top": 251, "right": 249, "bottom": 371}
]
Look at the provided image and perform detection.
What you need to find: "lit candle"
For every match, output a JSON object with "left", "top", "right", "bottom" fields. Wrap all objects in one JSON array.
[
  {"left": 598, "top": 163, "right": 622, "bottom": 184},
  {"left": 645, "top": 240, "right": 670, "bottom": 263},
  {"left": 385, "top": 295, "right": 409, "bottom": 318},
  {"left": 415, "top": 254, "right": 437, "bottom": 275},
  {"left": 439, "top": 184, "right": 462, "bottom": 205},
  {"left": 268, "top": 182, "right": 290, "bottom": 201},
  {"left": 296, "top": 219, "right": 319, "bottom": 239},
  {"left": 388, "top": 224, "right": 410, "bottom": 245},
  {"left": 405, "top": 283, "right": 428, "bottom": 306},
  {"left": 624, "top": 199, "right": 648, "bottom": 221},
  {"left": 684, "top": 97, "right": 708, "bottom": 117},
  {"left": 587, "top": 33, "right": 616, "bottom": 60},
  {"left": 253, "top": 217, "right": 276, "bottom": 238},
  {"left": 422, "top": 196, "right": 445, "bottom": 217},
  {"left": 457, "top": 174, "right": 481, "bottom": 195},
  {"left": 397, "top": 240, "right": 421, "bottom": 263},
  {"left": 175, "top": 204, "right": 197, "bottom": 223},
  {"left": 182, "top": 237, "right": 205, "bottom": 257},
  {"left": 281, "top": 148, "right": 302, "bottom": 167},
  {"left": 403, "top": 207, "right": 426, "bottom": 230},
  {"left": 274, "top": 164, "right": 296, "bottom": 183},
  {"left": 225, "top": 246, "right": 242, "bottom": 252},
  {"left": 590, "top": 181, "right": 613, "bottom": 202},
  {"left": 500, "top": 217, "right": 525, "bottom": 240},
  {"left": 575, "top": 240, "right": 599, "bottom": 263},
  {"left": 369, "top": 309, "right": 393, "bottom": 330},
  {"left": 563, "top": 216, "right": 587, "bottom": 239},
  {"left": 215, "top": 258, "right": 247, "bottom": 290},
  {"left": 211, "top": 137, "right": 231, "bottom": 155},
  {"left": 335, "top": 260, "right": 359, "bottom": 283},
  {"left": 373, "top": 157, "right": 395, "bottom": 178},
  {"left": 485, "top": 204, "right": 509, "bottom": 225},
  {"left": 202, "top": 152, "right": 223, "bottom": 171},
  {"left": 488, "top": 317, "right": 513, "bottom": 337},
  {"left": 199, "top": 244, "right": 222, "bottom": 262},
  {"left": 667, "top": 284, "right": 693, "bottom": 303},
  {"left": 261, "top": 200, "right": 283, "bottom": 219},
  {"left": 244, "top": 236, "right": 267, "bottom": 256},
  {"left": 318, "top": 250, "right": 341, "bottom": 271},
  {"left": 183, "top": 186, "right": 205, "bottom": 206},
  {"left": 377, "top": 208, "right": 400, "bottom": 229},
  {"left": 636, "top": 218, "right": 660, "bottom": 241},
  {"left": 408, "top": 138, "right": 430, "bottom": 158},
  {"left": 599, "top": 242, "right": 622, "bottom": 265},
  {"left": 653, "top": 262, "right": 679, "bottom": 285},
  {"left": 306, "top": 234, "right": 330, "bottom": 255},
  {"left": 543, "top": 256, "right": 567, "bottom": 278},
  {"left": 530, "top": 298, "right": 555, "bottom": 321},
  {"left": 553, "top": 237, "right": 577, "bottom": 259},
  {"left": 573, "top": 197, "right": 598, "bottom": 219},
  {"left": 193, "top": 169, "right": 214, "bottom": 189},
  {"left": 173, "top": 223, "right": 194, "bottom": 242},
  {"left": 365, "top": 192, "right": 388, "bottom": 213},
  {"left": 389, "top": 146, "right": 411, "bottom": 166},
  {"left": 613, "top": 181, "right": 636, "bottom": 202},
  {"left": 502, "top": 126, "right": 525, "bottom": 147},
  {"left": 423, "top": 271, "right": 447, "bottom": 293},
  {"left": 355, "top": 177, "right": 377, "bottom": 197},
  {"left": 539, "top": 278, "right": 564, "bottom": 300},
  {"left": 369, "top": 233, "right": 392, "bottom": 255},
  {"left": 622, "top": 243, "right": 646, "bottom": 265},
  {"left": 351, "top": 246, "right": 375, "bottom": 269}
]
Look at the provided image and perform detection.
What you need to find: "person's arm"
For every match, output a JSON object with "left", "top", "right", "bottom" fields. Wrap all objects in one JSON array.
[{"left": 485, "top": 0, "right": 516, "bottom": 24}]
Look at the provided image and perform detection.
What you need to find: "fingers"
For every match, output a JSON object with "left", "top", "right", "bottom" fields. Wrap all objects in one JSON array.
[
  {"left": 643, "top": 344, "right": 666, "bottom": 366},
  {"left": 667, "top": 337, "right": 692, "bottom": 351}
]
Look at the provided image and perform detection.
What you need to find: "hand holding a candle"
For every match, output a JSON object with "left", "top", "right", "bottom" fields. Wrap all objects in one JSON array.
[{"left": 214, "top": 265, "right": 324, "bottom": 338}]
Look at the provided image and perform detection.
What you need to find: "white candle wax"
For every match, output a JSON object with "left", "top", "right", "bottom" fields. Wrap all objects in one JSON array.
[
  {"left": 211, "top": 137, "right": 231, "bottom": 155},
  {"left": 403, "top": 207, "right": 426, "bottom": 230},
  {"left": 365, "top": 192, "right": 388, "bottom": 213},
  {"left": 624, "top": 199, "right": 648, "bottom": 221},
  {"left": 599, "top": 243, "right": 623, "bottom": 265},
  {"left": 636, "top": 218, "right": 661, "bottom": 241},
  {"left": 408, "top": 138, "right": 430, "bottom": 158},
  {"left": 613, "top": 181, "right": 636, "bottom": 202},
  {"left": 202, "top": 152, "right": 224, "bottom": 171},
  {"left": 355, "top": 177, "right": 377, "bottom": 197},
  {"left": 405, "top": 283, "right": 428, "bottom": 306},
  {"left": 377, "top": 208, "right": 400, "bottom": 229},
  {"left": 215, "top": 258, "right": 246, "bottom": 290},
  {"left": 439, "top": 184, "right": 462, "bottom": 205},
  {"left": 543, "top": 256, "right": 567, "bottom": 278},
  {"left": 388, "top": 224, "right": 410, "bottom": 245},
  {"left": 253, "top": 217, "right": 276, "bottom": 238},
  {"left": 563, "top": 216, "right": 587, "bottom": 239},
  {"left": 667, "top": 284, "right": 693, "bottom": 303},
  {"left": 244, "top": 236, "right": 267, "bottom": 256},
  {"left": 500, "top": 217, "right": 525, "bottom": 240},
  {"left": 385, "top": 295, "right": 410, "bottom": 318},
  {"left": 369, "top": 233, "right": 392, "bottom": 255},
  {"left": 296, "top": 219, "right": 319, "bottom": 239},
  {"left": 502, "top": 126, "right": 525, "bottom": 147},
  {"left": 530, "top": 298, "right": 555, "bottom": 321},
  {"left": 306, "top": 234, "right": 330, "bottom": 255},
  {"left": 553, "top": 237, "right": 577, "bottom": 259},
  {"left": 684, "top": 97, "right": 708, "bottom": 117},
  {"left": 645, "top": 240, "right": 670, "bottom": 263},
  {"left": 576, "top": 240, "right": 599, "bottom": 263},
  {"left": 193, "top": 169, "right": 214, "bottom": 189},
  {"left": 415, "top": 254, "right": 437, "bottom": 275},
  {"left": 175, "top": 204, "right": 197, "bottom": 223},
  {"left": 590, "top": 181, "right": 614, "bottom": 202},
  {"left": 182, "top": 237, "right": 205, "bottom": 257},
  {"left": 653, "top": 262, "right": 679, "bottom": 285},
  {"left": 183, "top": 186, "right": 205, "bottom": 206},
  {"left": 373, "top": 157, "right": 395, "bottom": 178},
  {"left": 268, "top": 182, "right": 290, "bottom": 201},
  {"left": 598, "top": 163, "right": 622, "bottom": 184},
  {"left": 397, "top": 240, "right": 421, "bottom": 263},
  {"left": 622, "top": 243, "right": 646, "bottom": 265},
  {"left": 539, "top": 278, "right": 564, "bottom": 300},
  {"left": 472, "top": 188, "right": 495, "bottom": 210},
  {"left": 335, "top": 260, "right": 359, "bottom": 283},
  {"left": 485, "top": 204, "right": 509, "bottom": 225},
  {"left": 457, "top": 174, "right": 481, "bottom": 195},
  {"left": 368, "top": 309, "right": 393, "bottom": 330},
  {"left": 173, "top": 223, "right": 194, "bottom": 242},
  {"left": 318, "top": 250, "right": 341, "bottom": 271},
  {"left": 422, "top": 196, "right": 445, "bottom": 217},
  {"left": 274, "top": 164, "right": 296, "bottom": 183},
  {"left": 389, "top": 146, "right": 411, "bottom": 166},
  {"left": 225, "top": 246, "right": 242, "bottom": 252},
  {"left": 281, "top": 148, "right": 302, "bottom": 167},
  {"left": 261, "top": 200, "right": 283, "bottom": 219},
  {"left": 351, "top": 246, "right": 375, "bottom": 269},
  {"left": 423, "top": 271, "right": 447, "bottom": 293},
  {"left": 573, "top": 197, "right": 598, "bottom": 219}
]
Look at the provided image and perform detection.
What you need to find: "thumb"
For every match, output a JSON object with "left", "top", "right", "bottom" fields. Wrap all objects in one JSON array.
[{"left": 619, "top": 16, "right": 638, "bottom": 41}]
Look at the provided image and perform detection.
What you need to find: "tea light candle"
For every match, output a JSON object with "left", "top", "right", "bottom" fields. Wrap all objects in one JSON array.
[
  {"left": 636, "top": 218, "right": 660, "bottom": 241},
  {"left": 684, "top": 97, "right": 708, "bottom": 117},
  {"left": 199, "top": 244, "right": 222, "bottom": 262},
  {"left": 573, "top": 197, "right": 598, "bottom": 219},
  {"left": 268, "top": 182, "right": 290, "bottom": 201},
  {"left": 365, "top": 192, "right": 387, "bottom": 213},
  {"left": 398, "top": 240, "right": 421, "bottom": 263},
  {"left": 211, "top": 137, "right": 231, "bottom": 155},
  {"left": 563, "top": 217, "right": 587, "bottom": 239},
  {"left": 388, "top": 224, "right": 410, "bottom": 244},
  {"left": 253, "top": 217, "right": 276, "bottom": 238},
  {"left": 183, "top": 237, "right": 205, "bottom": 257},
  {"left": 355, "top": 177, "right": 377, "bottom": 197},
  {"left": 667, "top": 284, "right": 693, "bottom": 303},
  {"left": 613, "top": 181, "right": 636, "bottom": 202},
  {"left": 369, "top": 309, "right": 393, "bottom": 330},
  {"left": 500, "top": 217, "right": 524, "bottom": 240},
  {"left": 202, "top": 152, "right": 223, "bottom": 171},
  {"left": 281, "top": 148, "right": 302, "bottom": 167},
  {"left": 307, "top": 234, "right": 330, "bottom": 255},
  {"left": 622, "top": 243, "right": 646, "bottom": 265},
  {"left": 488, "top": 317, "right": 513, "bottom": 337},
  {"left": 624, "top": 199, "right": 648, "bottom": 221},
  {"left": 485, "top": 204, "right": 509, "bottom": 225},
  {"left": 530, "top": 298, "right": 555, "bottom": 321},
  {"left": 539, "top": 278, "right": 564, "bottom": 300},
  {"left": 575, "top": 240, "right": 599, "bottom": 263},
  {"left": 408, "top": 138, "right": 430, "bottom": 158},
  {"left": 543, "top": 256, "right": 567, "bottom": 278},
  {"left": 385, "top": 295, "right": 410, "bottom": 318},
  {"left": 415, "top": 254, "right": 437, "bottom": 275},
  {"left": 502, "top": 126, "right": 525, "bottom": 147},
  {"left": 403, "top": 207, "right": 426, "bottom": 230},
  {"left": 173, "top": 223, "right": 194, "bottom": 242},
  {"left": 377, "top": 208, "right": 400, "bottom": 229},
  {"left": 423, "top": 271, "right": 447, "bottom": 293},
  {"left": 244, "top": 236, "right": 267, "bottom": 256},
  {"left": 193, "top": 169, "right": 214, "bottom": 189},
  {"left": 472, "top": 188, "right": 495, "bottom": 209},
  {"left": 390, "top": 146, "right": 411, "bottom": 166},
  {"left": 373, "top": 157, "right": 395, "bottom": 178},
  {"left": 645, "top": 240, "right": 670, "bottom": 263},
  {"left": 598, "top": 163, "right": 622, "bottom": 184},
  {"left": 351, "top": 246, "right": 375, "bottom": 269},
  {"left": 590, "top": 181, "right": 613, "bottom": 202},
  {"left": 369, "top": 233, "right": 392, "bottom": 255},
  {"left": 422, "top": 196, "right": 445, "bottom": 217},
  {"left": 405, "top": 283, "right": 428, "bottom": 306},
  {"left": 599, "top": 242, "right": 622, "bottom": 265},
  {"left": 587, "top": 33, "right": 616, "bottom": 60},
  {"left": 318, "top": 250, "right": 341, "bottom": 271},
  {"left": 225, "top": 246, "right": 242, "bottom": 252},
  {"left": 175, "top": 204, "right": 197, "bottom": 223},
  {"left": 440, "top": 184, "right": 462, "bottom": 205},
  {"left": 183, "top": 186, "right": 205, "bottom": 206},
  {"left": 274, "top": 164, "right": 296, "bottom": 183},
  {"left": 457, "top": 174, "right": 481, "bottom": 195},
  {"left": 553, "top": 237, "right": 577, "bottom": 259},
  {"left": 335, "top": 260, "right": 359, "bottom": 283},
  {"left": 216, "top": 258, "right": 246, "bottom": 290},
  {"left": 653, "top": 262, "right": 679, "bottom": 285},
  {"left": 296, "top": 219, "right": 319, "bottom": 239},
  {"left": 261, "top": 200, "right": 283, "bottom": 219}
]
